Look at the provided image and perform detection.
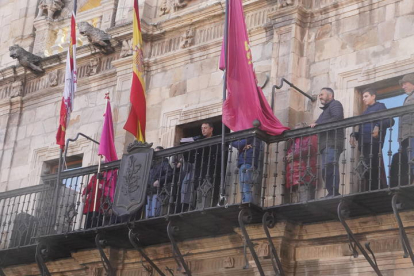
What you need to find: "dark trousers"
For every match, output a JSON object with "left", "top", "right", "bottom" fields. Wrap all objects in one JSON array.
[
  {"left": 360, "top": 143, "right": 386, "bottom": 190},
  {"left": 84, "top": 212, "right": 104, "bottom": 229},
  {"left": 321, "top": 147, "right": 340, "bottom": 195}
]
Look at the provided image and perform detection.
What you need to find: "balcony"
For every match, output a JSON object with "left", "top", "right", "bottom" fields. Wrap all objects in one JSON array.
[{"left": 0, "top": 104, "right": 413, "bottom": 272}]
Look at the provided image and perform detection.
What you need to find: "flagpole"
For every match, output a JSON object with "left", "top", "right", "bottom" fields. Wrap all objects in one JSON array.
[{"left": 220, "top": 0, "right": 229, "bottom": 204}]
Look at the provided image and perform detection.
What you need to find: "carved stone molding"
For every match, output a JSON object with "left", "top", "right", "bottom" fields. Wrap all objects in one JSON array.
[
  {"left": 48, "top": 70, "right": 59, "bottom": 87},
  {"left": 10, "top": 81, "right": 23, "bottom": 98},
  {"left": 37, "top": 0, "right": 65, "bottom": 20},
  {"left": 160, "top": 0, "right": 192, "bottom": 15},
  {"left": 223, "top": 256, "right": 234, "bottom": 268},
  {"left": 180, "top": 28, "right": 195, "bottom": 49},
  {"left": 257, "top": 242, "right": 270, "bottom": 258},
  {"left": 278, "top": 0, "right": 294, "bottom": 8},
  {"left": 86, "top": 58, "right": 101, "bottom": 76},
  {"left": 120, "top": 39, "right": 133, "bottom": 58}
]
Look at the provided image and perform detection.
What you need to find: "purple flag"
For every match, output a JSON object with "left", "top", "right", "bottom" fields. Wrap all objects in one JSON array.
[
  {"left": 220, "top": 0, "right": 289, "bottom": 135},
  {"left": 98, "top": 96, "right": 118, "bottom": 200}
]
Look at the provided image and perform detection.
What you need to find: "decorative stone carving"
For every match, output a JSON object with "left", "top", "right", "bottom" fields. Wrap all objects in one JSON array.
[
  {"left": 120, "top": 39, "right": 133, "bottom": 58},
  {"left": 78, "top": 22, "right": 114, "bottom": 55},
  {"left": 257, "top": 242, "right": 270, "bottom": 258},
  {"left": 9, "top": 45, "right": 44, "bottom": 74},
  {"left": 37, "top": 0, "right": 64, "bottom": 20},
  {"left": 180, "top": 28, "right": 195, "bottom": 48},
  {"left": 10, "top": 81, "right": 23, "bottom": 97},
  {"left": 278, "top": 0, "right": 293, "bottom": 8},
  {"left": 160, "top": 0, "right": 191, "bottom": 15},
  {"left": 223, "top": 256, "right": 234, "bottom": 268},
  {"left": 86, "top": 58, "right": 101, "bottom": 76},
  {"left": 48, "top": 70, "right": 59, "bottom": 86}
]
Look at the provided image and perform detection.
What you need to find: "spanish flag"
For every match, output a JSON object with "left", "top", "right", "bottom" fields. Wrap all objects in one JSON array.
[{"left": 123, "top": 0, "right": 146, "bottom": 142}]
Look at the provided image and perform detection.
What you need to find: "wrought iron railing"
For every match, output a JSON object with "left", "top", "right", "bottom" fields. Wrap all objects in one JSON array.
[{"left": 0, "top": 104, "right": 413, "bottom": 250}]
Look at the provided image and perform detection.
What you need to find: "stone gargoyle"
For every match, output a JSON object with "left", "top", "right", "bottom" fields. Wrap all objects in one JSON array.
[
  {"left": 78, "top": 22, "right": 114, "bottom": 55},
  {"left": 37, "top": 0, "right": 64, "bottom": 20},
  {"left": 9, "top": 45, "right": 44, "bottom": 74}
]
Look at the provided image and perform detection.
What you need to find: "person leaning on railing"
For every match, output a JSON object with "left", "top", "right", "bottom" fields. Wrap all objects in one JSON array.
[
  {"left": 398, "top": 73, "right": 414, "bottom": 183},
  {"left": 285, "top": 123, "right": 318, "bottom": 201},
  {"left": 146, "top": 146, "right": 173, "bottom": 218},
  {"left": 231, "top": 137, "right": 262, "bottom": 203},
  {"left": 350, "top": 88, "right": 394, "bottom": 190},
  {"left": 310, "top": 87, "right": 344, "bottom": 197}
]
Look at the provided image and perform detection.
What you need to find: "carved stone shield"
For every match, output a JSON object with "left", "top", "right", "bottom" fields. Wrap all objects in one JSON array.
[{"left": 113, "top": 141, "right": 153, "bottom": 216}]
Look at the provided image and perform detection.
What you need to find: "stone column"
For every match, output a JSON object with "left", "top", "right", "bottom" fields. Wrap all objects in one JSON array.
[
  {"left": 100, "top": 0, "right": 119, "bottom": 30},
  {"left": 33, "top": 18, "right": 55, "bottom": 56},
  {"left": 0, "top": 96, "right": 23, "bottom": 192}
]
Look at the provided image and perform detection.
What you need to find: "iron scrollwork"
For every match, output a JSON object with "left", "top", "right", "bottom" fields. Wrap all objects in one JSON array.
[
  {"left": 262, "top": 212, "right": 285, "bottom": 275},
  {"left": 337, "top": 201, "right": 383, "bottom": 276},
  {"left": 95, "top": 234, "right": 115, "bottom": 276},
  {"left": 238, "top": 208, "right": 265, "bottom": 276},
  {"left": 35, "top": 242, "right": 51, "bottom": 276},
  {"left": 128, "top": 229, "right": 166, "bottom": 276},
  {"left": 167, "top": 220, "right": 192, "bottom": 275},
  {"left": 391, "top": 193, "right": 414, "bottom": 265}
]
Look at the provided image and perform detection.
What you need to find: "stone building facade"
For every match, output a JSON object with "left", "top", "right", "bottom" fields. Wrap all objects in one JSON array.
[{"left": 1, "top": 0, "right": 414, "bottom": 275}]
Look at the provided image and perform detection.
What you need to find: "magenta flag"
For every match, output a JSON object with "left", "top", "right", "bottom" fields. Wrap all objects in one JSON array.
[
  {"left": 220, "top": 0, "right": 289, "bottom": 135},
  {"left": 98, "top": 96, "right": 118, "bottom": 200}
]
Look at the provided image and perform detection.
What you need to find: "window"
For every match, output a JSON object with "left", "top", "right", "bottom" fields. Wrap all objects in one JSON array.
[{"left": 174, "top": 116, "right": 230, "bottom": 146}]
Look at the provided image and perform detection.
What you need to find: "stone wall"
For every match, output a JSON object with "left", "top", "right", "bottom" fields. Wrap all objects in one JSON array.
[{"left": 4, "top": 211, "right": 414, "bottom": 275}]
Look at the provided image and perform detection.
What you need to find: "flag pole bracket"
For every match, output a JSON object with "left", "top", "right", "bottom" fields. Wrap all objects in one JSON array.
[
  {"left": 35, "top": 242, "right": 51, "bottom": 276},
  {"left": 392, "top": 193, "right": 414, "bottom": 265},
  {"left": 338, "top": 201, "right": 383, "bottom": 276},
  {"left": 262, "top": 212, "right": 285, "bottom": 276},
  {"left": 95, "top": 233, "right": 116, "bottom": 276},
  {"left": 128, "top": 228, "right": 166, "bottom": 276},
  {"left": 167, "top": 220, "right": 192, "bottom": 276},
  {"left": 238, "top": 207, "right": 265, "bottom": 276},
  {"left": 271, "top": 78, "right": 317, "bottom": 111}
]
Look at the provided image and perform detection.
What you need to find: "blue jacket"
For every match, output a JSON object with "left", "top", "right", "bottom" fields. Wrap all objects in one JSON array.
[
  {"left": 231, "top": 138, "right": 261, "bottom": 168},
  {"left": 353, "top": 102, "right": 393, "bottom": 145}
]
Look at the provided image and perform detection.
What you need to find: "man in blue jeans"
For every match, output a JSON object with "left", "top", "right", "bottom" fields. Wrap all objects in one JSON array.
[
  {"left": 310, "top": 87, "right": 344, "bottom": 197},
  {"left": 231, "top": 137, "right": 261, "bottom": 203}
]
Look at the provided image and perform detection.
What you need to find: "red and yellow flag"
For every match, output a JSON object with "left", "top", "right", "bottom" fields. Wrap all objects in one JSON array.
[{"left": 123, "top": 0, "right": 146, "bottom": 142}]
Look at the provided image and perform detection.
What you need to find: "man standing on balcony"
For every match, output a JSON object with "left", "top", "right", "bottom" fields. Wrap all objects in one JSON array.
[
  {"left": 350, "top": 88, "right": 393, "bottom": 190},
  {"left": 399, "top": 73, "right": 414, "bottom": 182},
  {"left": 310, "top": 87, "right": 344, "bottom": 197},
  {"left": 181, "top": 122, "right": 221, "bottom": 209}
]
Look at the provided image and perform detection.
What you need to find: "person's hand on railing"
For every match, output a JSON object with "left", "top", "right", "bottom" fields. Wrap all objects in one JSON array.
[
  {"left": 153, "top": 180, "right": 159, "bottom": 187},
  {"left": 372, "top": 125, "right": 379, "bottom": 139},
  {"left": 349, "top": 136, "right": 357, "bottom": 147},
  {"left": 310, "top": 123, "right": 317, "bottom": 128}
]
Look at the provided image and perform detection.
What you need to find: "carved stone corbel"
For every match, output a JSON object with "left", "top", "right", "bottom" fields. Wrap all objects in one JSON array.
[
  {"left": 78, "top": 22, "right": 114, "bottom": 55},
  {"left": 9, "top": 45, "right": 44, "bottom": 74}
]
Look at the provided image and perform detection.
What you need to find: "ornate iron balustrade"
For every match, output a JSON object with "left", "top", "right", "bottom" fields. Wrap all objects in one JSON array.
[{"left": 0, "top": 104, "right": 413, "bottom": 252}]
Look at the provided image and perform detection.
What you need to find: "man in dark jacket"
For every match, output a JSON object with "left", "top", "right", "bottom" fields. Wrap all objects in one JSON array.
[
  {"left": 311, "top": 87, "right": 344, "bottom": 197},
  {"left": 350, "top": 88, "right": 393, "bottom": 190},
  {"left": 231, "top": 137, "right": 262, "bottom": 203},
  {"left": 399, "top": 73, "right": 414, "bottom": 182},
  {"left": 146, "top": 146, "right": 172, "bottom": 218}
]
